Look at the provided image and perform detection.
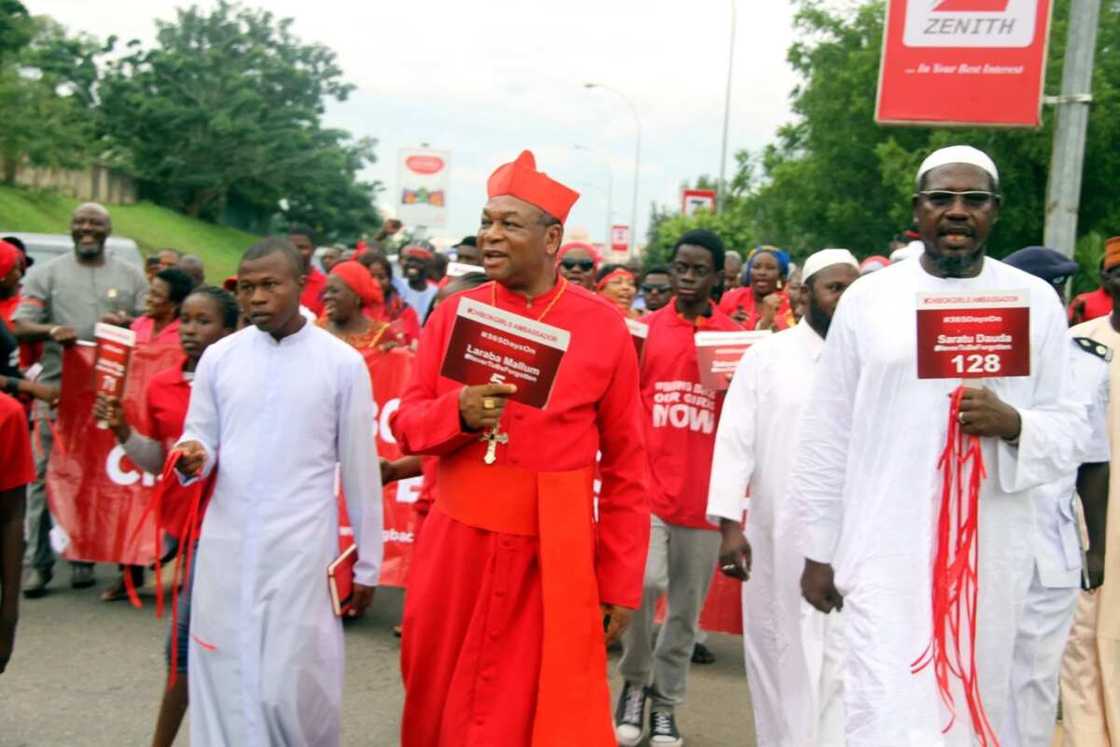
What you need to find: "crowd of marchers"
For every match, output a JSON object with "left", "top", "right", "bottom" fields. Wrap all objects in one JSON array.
[{"left": 0, "top": 143, "right": 1117, "bottom": 747}]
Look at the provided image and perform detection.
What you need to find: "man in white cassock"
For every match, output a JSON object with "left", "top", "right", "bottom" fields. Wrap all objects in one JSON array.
[
  {"left": 791, "top": 146, "right": 1086, "bottom": 746},
  {"left": 708, "top": 248, "right": 859, "bottom": 746},
  {"left": 176, "top": 237, "right": 383, "bottom": 747}
]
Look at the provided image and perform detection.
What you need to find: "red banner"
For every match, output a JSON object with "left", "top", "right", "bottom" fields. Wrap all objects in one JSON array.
[
  {"left": 694, "top": 330, "right": 770, "bottom": 391},
  {"left": 875, "top": 0, "right": 1054, "bottom": 127},
  {"left": 916, "top": 291, "right": 1030, "bottom": 378},
  {"left": 48, "top": 344, "right": 183, "bottom": 564},
  {"left": 358, "top": 347, "right": 421, "bottom": 587}
]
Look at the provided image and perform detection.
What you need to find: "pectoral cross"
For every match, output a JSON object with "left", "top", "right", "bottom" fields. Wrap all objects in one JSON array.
[{"left": 481, "top": 425, "right": 509, "bottom": 465}]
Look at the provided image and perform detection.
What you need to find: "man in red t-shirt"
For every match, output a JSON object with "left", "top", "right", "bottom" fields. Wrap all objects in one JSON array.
[
  {"left": 1068, "top": 238, "right": 1120, "bottom": 324},
  {"left": 0, "top": 392, "right": 34, "bottom": 672},
  {"left": 289, "top": 224, "right": 327, "bottom": 317},
  {"left": 616, "top": 229, "right": 740, "bottom": 747}
]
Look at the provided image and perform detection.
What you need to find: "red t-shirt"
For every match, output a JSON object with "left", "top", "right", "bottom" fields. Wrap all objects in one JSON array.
[
  {"left": 132, "top": 316, "right": 182, "bottom": 346},
  {"left": 640, "top": 303, "right": 740, "bottom": 529},
  {"left": 0, "top": 292, "right": 42, "bottom": 369},
  {"left": 144, "top": 360, "right": 192, "bottom": 444},
  {"left": 717, "top": 287, "right": 794, "bottom": 330},
  {"left": 0, "top": 392, "right": 34, "bottom": 492},
  {"left": 301, "top": 268, "right": 328, "bottom": 317},
  {"left": 1069, "top": 287, "right": 1111, "bottom": 324}
]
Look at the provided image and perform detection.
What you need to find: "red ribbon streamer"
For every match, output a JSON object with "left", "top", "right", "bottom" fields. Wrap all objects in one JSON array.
[
  {"left": 911, "top": 386, "right": 999, "bottom": 745},
  {"left": 124, "top": 450, "right": 210, "bottom": 688}
]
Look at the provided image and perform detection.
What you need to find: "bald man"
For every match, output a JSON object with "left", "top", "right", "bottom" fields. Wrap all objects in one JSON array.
[
  {"left": 12, "top": 202, "right": 148, "bottom": 597},
  {"left": 177, "top": 254, "right": 206, "bottom": 287}
]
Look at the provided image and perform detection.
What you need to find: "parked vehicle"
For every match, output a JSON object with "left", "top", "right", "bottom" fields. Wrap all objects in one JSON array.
[{"left": 0, "top": 232, "right": 145, "bottom": 271}]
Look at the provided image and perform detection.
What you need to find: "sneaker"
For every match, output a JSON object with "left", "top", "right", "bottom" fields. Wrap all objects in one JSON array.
[
  {"left": 70, "top": 563, "right": 95, "bottom": 589},
  {"left": 650, "top": 710, "right": 683, "bottom": 747},
  {"left": 22, "top": 568, "right": 52, "bottom": 598},
  {"left": 614, "top": 681, "right": 647, "bottom": 746}
]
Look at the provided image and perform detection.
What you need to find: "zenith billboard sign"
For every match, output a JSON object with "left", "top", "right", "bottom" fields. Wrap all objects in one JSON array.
[{"left": 876, "top": 0, "right": 1054, "bottom": 126}]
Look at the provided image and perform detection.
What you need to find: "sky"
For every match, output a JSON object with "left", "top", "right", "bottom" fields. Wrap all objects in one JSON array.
[{"left": 27, "top": 0, "right": 804, "bottom": 247}]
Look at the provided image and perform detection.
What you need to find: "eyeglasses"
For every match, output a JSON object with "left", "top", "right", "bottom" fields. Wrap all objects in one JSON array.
[
  {"left": 641, "top": 284, "right": 671, "bottom": 294},
  {"left": 917, "top": 190, "right": 998, "bottom": 209},
  {"left": 561, "top": 259, "right": 596, "bottom": 272}
]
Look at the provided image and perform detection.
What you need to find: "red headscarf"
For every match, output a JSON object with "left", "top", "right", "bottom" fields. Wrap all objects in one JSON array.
[
  {"left": 331, "top": 260, "right": 384, "bottom": 307},
  {"left": 0, "top": 240, "right": 19, "bottom": 278}
]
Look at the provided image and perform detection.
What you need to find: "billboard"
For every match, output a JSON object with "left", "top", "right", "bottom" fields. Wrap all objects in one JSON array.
[
  {"left": 610, "top": 225, "right": 630, "bottom": 254},
  {"left": 682, "top": 189, "right": 717, "bottom": 216},
  {"left": 875, "top": 0, "right": 1054, "bottom": 127},
  {"left": 397, "top": 148, "right": 449, "bottom": 227}
]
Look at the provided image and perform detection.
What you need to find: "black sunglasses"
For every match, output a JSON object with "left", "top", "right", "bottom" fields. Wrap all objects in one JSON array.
[
  {"left": 917, "top": 190, "right": 998, "bottom": 209},
  {"left": 561, "top": 259, "right": 596, "bottom": 272}
]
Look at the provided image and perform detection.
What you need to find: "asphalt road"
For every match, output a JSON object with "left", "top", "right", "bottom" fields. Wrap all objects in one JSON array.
[{"left": 1, "top": 564, "right": 755, "bottom": 746}]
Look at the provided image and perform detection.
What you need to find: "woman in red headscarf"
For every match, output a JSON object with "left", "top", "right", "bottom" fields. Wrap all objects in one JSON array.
[
  {"left": 357, "top": 253, "right": 421, "bottom": 346},
  {"left": 318, "top": 260, "right": 391, "bottom": 355},
  {"left": 596, "top": 263, "right": 641, "bottom": 318},
  {"left": 558, "top": 242, "right": 600, "bottom": 291}
]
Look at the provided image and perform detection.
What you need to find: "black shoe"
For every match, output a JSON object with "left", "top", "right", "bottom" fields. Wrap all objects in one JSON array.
[
  {"left": 22, "top": 568, "right": 52, "bottom": 598},
  {"left": 691, "top": 641, "right": 716, "bottom": 664},
  {"left": 613, "top": 681, "right": 647, "bottom": 746},
  {"left": 70, "top": 563, "right": 95, "bottom": 589},
  {"left": 650, "top": 710, "right": 683, "bottom": 747}
]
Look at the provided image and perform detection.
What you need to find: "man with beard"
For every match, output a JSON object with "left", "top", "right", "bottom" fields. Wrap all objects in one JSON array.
[
  {"left": 790, "top": 146, "right": 1084, "bottom": 744},
  {"left": 707, "top": 248, "right": 859, "bottom": 746},
  {"left": 12, "top": 202, "right": 148, "bottom": 597},
  {"left": 175, "top": 238, "right": 382, "bottom": 746},
  {"left": 395, "top": 245, "right": 439, "bottom": 316},
  {"left": 289, "top": 224, "right": 327, "bottom": 317}
]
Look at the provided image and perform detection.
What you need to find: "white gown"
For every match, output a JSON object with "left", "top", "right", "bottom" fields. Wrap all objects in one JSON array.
[
  {"left": 179, "top": 322, "right": 383, "bottom": 747},
  {"left": 791, "top": 257, "right": 1085, "bottom": 746},
  {"left": 708, "top": 319, "right": 845, "bottom": 746}
]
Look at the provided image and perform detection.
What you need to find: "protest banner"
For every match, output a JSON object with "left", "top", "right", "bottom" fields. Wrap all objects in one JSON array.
[{"left": 694, "top": 330, "right": 771, "bottom": 391}]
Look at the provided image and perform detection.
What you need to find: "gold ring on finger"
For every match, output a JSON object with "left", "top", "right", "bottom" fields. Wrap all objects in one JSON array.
[{"left": 483, "top": 397, "right": 496, "bottom": 410}]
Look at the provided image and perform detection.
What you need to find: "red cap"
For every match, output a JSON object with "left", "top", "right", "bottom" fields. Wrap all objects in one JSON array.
[
  {"left": 486, "top": 150, "right": 579, "bottom": 224},
  {"left": 223, "top": 275, "right": 238, "bottom": 291},
  {"left": 0, "top": 240, "right": 19, "bottom": 278},
  {"left": 402, "top": 245, "right": 434, "bottom": 261}
]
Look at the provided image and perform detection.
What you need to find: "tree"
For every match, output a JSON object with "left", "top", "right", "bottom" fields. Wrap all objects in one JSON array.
[
  {"left": 98, "top": 1, "right": 379, "bottom": 238},
  {"left": 667, "top": 0, "right": 1120, "bottom": 291},
  {"left": 0, "top": 12, "right": 97, "bottom": 183}
]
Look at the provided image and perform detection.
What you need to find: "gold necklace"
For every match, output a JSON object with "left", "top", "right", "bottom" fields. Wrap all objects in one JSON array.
[{"left": 490, "top": 276, "right": 569, "bottom": 323}]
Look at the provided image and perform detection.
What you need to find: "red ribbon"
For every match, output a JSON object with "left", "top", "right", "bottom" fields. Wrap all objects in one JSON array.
[
  {"left": 911, "top": 386, "right": 998, "bottom": 745},
  {"left": 124, "top": 450, "right": 210, "bottom": 687}
]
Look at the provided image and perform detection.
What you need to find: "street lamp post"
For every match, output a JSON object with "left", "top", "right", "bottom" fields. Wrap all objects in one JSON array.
[
  {"left": 718, "top": 0, "right": 737, "bottom": 213},
  {"left": 573, "top": 144, "right": 613, "bottom": 250},
  {"left": 584, "top": 82, "right": 641, "bottom": 258}
]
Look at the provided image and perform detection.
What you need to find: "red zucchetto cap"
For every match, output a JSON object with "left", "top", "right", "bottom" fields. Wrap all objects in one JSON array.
[{"left": 486, "top": 150, "right": 580, "bottom": 224}]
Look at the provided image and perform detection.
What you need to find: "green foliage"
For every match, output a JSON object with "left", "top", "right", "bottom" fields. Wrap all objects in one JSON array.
[
  {"left": 669, "top": 0, "right": 1120, "bottom": 284},
  {"left": 0, "top": 0, "right": 30, "bottom": 61},
  {"left": 0, "top": 14, "right": 97, "bottom": 182},
  {"left": 97, "top": 1, "right": 380, "bottom": 241},
  {"left": 0, "top": 184, "right": 258, "bottom": 280}
]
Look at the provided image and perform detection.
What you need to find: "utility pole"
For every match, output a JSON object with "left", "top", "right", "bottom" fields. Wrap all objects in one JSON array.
[
  {"left": 718, "top": 0, "right": 737, "bottom": 212},
  {"left": 1043, "top": 0, "right": 1101, "bottom": 259}
]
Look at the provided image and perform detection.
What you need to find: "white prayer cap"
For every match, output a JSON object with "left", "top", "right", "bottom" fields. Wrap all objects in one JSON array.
[
  {"left": 802, "top": 248, "right": 858, "bottom": 281},
  {"left": 916, "top": 145, "right": 999, "bottom": 186},
  {"left": 890, "top": 240, "right": 924, "bottom": 263}
]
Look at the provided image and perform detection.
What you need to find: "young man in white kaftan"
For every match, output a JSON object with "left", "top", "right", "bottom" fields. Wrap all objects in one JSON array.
[
  {"left": 176, "top": 238, "right": 383, "bottom": 747},
  {"left": 707, "top": 249, "right": 859, "bottom": 746},
  {"left": 791, "top": 147, "right": 1085, "bottom": 745}
]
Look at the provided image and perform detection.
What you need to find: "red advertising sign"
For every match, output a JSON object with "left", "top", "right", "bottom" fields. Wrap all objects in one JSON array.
[
  {"left": 916, "top": 291, "right": 1031, "bottom": 378},
  {"left": 93, "top": 323, "right": 135, "bottom": 429},
  {"left": 875, "top": 0, "right": 1054, "bottom": 127},
  {"left": 694, "top": 330, "right": 771, "bottom": 391},
  {"left": 610, "top": 224, "right": 630, "bottom": 254},
  {"left": 681, "top": 188, "right": 717, "bottom": 216},
  {"left": 440, "top": 298, "right": 570, "bottom": 409}
]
